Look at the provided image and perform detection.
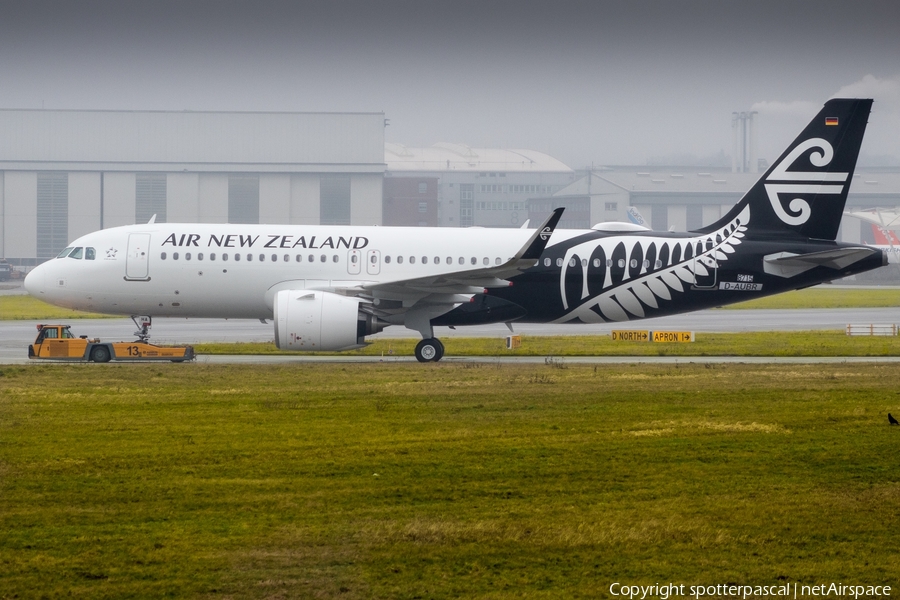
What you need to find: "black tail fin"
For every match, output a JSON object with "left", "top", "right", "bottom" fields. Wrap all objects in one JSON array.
[{"left": 700, "top": 98, "right": 872, "bottom": 240}]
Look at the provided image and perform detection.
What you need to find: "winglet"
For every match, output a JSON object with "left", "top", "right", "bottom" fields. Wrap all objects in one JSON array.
[{"left": 517, "top": 207, "right": 564, "bottom": 260}]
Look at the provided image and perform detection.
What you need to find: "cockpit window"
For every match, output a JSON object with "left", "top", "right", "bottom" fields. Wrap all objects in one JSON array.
[
  {"left": 67, "top": 247, "right": 84, "bottom": 259},
  {"left": 57, "top": 247, "right": 74, "bottom": 259},
  {"left": 85, "top": 247, "right": 96, "bottom": 260}
]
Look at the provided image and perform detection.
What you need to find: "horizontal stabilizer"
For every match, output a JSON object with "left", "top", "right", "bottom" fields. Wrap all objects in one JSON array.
[{"left": 764, "top": 247, "right": 883, "bottom": 278}]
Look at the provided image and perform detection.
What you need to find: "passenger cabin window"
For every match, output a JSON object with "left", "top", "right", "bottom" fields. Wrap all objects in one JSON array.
[{"left": 161, "top": 252, "right": 167, "bottom": 260}]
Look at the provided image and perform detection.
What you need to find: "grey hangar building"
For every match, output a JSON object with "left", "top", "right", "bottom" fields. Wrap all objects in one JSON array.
[{"left": 1, "top": 108, "right": 898, "bottom": 268}]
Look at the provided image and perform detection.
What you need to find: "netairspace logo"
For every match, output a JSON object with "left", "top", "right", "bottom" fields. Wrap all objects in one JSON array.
[{"left": 609, "top": 582, "right": 892, "bottom": 600}]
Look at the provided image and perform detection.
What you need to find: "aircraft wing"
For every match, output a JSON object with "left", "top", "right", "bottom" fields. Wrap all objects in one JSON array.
[{"left": 330, "top": 208, "right": 564, "bottom": 300}]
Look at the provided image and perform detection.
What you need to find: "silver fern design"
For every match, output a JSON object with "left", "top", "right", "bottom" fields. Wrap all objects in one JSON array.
[{"left": 553, "top": 205, "right": 749, "bottom": 323}]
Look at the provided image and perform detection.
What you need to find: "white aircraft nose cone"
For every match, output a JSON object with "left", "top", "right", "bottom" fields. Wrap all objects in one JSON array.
[{"left": 23, "top": 265, "right": 46, "bottom": 296}]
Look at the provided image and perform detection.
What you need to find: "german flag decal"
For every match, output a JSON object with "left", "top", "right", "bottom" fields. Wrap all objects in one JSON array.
[{"left": 825, "top": 117, "right": 839, "bottom": 126}]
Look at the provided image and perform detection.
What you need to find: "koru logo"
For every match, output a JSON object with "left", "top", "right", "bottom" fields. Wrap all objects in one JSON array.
[
  {"left": 764, "top": 138, "right": 848, "bottom": 226},
  {"left": 539, "top": 226, "right": 552, "bottom": 241}
]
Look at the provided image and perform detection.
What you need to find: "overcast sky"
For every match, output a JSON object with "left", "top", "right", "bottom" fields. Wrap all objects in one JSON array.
[{"left": 1, "top": 0, "right": 897, "bottom": 168}]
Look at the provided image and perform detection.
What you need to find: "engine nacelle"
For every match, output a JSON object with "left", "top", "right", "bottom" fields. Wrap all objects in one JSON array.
[{"left": 274, "top": 289, "right": 384, "bottom": 351}]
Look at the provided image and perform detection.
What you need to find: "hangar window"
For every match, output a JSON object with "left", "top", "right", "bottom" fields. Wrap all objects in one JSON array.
[
  {"left": 37, "top": 172, "right": 68, "bottom": 259},
  {"left": 136, "top": 173, "right": 167, "bottom": 224},
  {"left": 320, "top": 174, "right": 351, "bottom": 226},
  {"left": 228, "top": 175, "right": 259, "bottom": 224},
  {"left": 419, "top": 182, "right": 428, "bottom": 194}
]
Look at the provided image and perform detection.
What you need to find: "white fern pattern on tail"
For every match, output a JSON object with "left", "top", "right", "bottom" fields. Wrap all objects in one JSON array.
[{"left": 553, "top": 205, "right": 750, "bottom": 323}]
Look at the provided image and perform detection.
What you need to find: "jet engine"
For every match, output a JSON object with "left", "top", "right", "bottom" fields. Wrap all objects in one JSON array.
[{"left": 274, "top": 289, "right": 385, "bottom": 351}]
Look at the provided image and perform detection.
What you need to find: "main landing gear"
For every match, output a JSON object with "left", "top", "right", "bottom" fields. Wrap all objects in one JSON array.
[{"left": 414, "top": 338, "right": 444, "bottom": 363}]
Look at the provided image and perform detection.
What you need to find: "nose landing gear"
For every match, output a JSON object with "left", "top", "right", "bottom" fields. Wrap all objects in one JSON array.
[{"left": 414, "top": 338, "right": 444, "bottom": 362}]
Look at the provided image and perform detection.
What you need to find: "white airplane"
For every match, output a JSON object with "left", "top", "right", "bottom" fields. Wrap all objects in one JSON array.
[{"left": 25, "top": 99, "right": 886, "bottom": 361}]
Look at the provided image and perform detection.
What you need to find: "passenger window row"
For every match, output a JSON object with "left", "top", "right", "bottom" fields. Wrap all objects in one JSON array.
[
  {"left": 543, "top": 257, "right": 662, "bottom": 270},
  {"left": 158, "top": 252, "right": 506, "bottom": 268},
  {"left": 160, "top": 252, "right": 340, "bottom": 263},
  {"left": 384, "top": 256, "right": 503, "bottom": 266}
]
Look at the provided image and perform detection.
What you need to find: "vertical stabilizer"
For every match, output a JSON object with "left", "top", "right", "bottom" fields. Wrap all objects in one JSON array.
[{"left": 700, "top": 99, "right": 872, "bottom": 240}]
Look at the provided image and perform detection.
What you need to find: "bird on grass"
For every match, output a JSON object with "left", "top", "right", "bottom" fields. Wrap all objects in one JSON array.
[{"left": 890, "top": 413, "right": 899, "bottom": 426}]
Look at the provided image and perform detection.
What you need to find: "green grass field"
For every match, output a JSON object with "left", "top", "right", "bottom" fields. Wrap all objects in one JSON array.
[{"left": 1, "top": 363, "right": 898, "bottom": 598}]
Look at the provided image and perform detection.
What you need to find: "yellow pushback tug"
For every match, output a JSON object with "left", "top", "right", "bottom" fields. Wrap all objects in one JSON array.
[{"left": 29, "top": 323, "right": 194, "bottom": 363}]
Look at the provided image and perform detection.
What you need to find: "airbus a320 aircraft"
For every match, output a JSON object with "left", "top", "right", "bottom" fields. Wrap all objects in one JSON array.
[{"left": 25, "top": 99, "right": 884, "bottom": 361}]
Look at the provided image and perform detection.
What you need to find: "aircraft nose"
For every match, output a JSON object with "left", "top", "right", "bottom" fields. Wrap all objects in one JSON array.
[{"left": 24, "top": 263, "right": 47, "bottom": 297}]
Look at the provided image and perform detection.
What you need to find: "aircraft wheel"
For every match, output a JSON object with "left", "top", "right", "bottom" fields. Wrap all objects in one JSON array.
[
  {"left": 90, "top": 345, "right": 111, "bottom": 363},
  {"left": 415, "top": 338, "right": 444, "bottom": 363}
]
